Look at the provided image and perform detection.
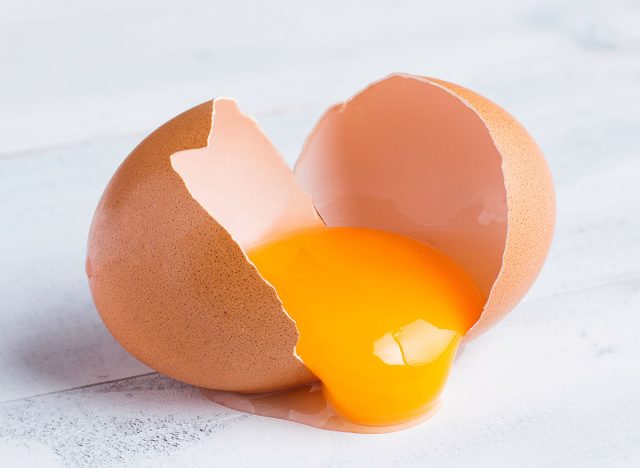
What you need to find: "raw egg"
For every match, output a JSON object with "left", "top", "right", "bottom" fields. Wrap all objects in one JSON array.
[
  {"left": 248, "top": 226, "right": 483, "bottom": 426},
  {"left": 87, "top": 73, "right": 555, "bottom": 432}
]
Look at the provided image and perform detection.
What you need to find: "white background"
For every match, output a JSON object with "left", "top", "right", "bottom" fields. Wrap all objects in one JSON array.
[{"left": 1, "top": 0, "right": 639, "bottom": 466}]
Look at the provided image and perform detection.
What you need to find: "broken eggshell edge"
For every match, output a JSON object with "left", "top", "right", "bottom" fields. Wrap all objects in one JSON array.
[
  {"left": 86, "top": 100, "right": 316, "bottom": 394},
  {"left": 87, "top": 73, "right": 555, "bottom": 400},
  {"left": 428, "top": 76, "right": 556, "bottom": 339}
]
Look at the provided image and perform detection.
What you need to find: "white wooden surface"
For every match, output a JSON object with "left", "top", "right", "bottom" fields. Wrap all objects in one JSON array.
[{"left": 1, "top": 0, "right": 639, "bottom": 466}]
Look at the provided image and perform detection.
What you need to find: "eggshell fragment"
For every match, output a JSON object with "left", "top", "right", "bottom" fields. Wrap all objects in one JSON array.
[
  {"left": 87, "top": 99, "right": 318, "bottom": 393},
  {"left": 171, "top": 99, "right": 322, "bottom": 250},
  {"left": 88, "top": 74, "right": 555, "bottom": 403},
  {"left": 295, "top": 74, "right": 555, "bottom": 338},
  {"left": 428, "top": 78, "right": 555, "bottom": 337}
]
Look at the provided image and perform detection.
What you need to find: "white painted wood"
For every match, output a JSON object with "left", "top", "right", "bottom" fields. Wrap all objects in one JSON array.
[
  {"left": 1, "top": 276, "right": 638, "bottom": 466},
  {"left": 1, "top": 0, "right": 639, "bottom": 466}
]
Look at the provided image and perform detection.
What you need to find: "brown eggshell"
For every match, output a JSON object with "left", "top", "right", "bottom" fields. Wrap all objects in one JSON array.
[
  {"left": 431, "top": 77, "right": 556, "bottom": 338},
  {"left": 88, "top": 74, "right": 555, "bottom": 401},
  {"left": 87, "top": 100, "right": 315, "bottom": 393},
  {"left": 295, "top": 74, "right": 555, "bottom": 338}
]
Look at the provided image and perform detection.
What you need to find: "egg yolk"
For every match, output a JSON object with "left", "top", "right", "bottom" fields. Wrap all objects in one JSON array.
[{"left": 247, "top": 227, "right": 484, "bottom": 427}]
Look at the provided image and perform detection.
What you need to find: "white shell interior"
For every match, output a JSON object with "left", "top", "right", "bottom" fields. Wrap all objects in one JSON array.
[{"left": 295, "top": 75, "right": 508, "bottom": 298}]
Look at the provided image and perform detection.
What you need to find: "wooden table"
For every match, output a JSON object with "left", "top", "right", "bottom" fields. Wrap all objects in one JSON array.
[{"left": 1, "top": 1, "right": 639, "bottom": 466}]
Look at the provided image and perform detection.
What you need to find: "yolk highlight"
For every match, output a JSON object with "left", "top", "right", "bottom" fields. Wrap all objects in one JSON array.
[{"left": 248, "top": 227, "right": 484, "bottom": 427}]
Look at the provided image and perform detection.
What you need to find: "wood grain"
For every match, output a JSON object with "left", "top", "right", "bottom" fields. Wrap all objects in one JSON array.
[{"left": 1, "top": 0, "right": 639, "bottom": 465}]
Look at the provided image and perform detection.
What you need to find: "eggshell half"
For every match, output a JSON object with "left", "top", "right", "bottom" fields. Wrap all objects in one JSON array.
[
  {"left": 294, "top": 74, "right": 555, "bottom": 338},
  {"left": 88, "top": 74, "right": 555, "bottom": 398},
  {"left": 87, "top": 100, "right": 317, "bottom": 393}
]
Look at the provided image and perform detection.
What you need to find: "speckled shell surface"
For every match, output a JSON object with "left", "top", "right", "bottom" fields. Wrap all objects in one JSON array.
[
  {"left": 86, "top": 101, "right": 313, "bottom": 393},
  {"left": 430, "top": 78, "right": 556, "bottom": 338}
]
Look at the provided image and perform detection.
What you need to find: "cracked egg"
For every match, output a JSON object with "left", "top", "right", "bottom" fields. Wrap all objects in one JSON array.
[{"left": 87, "top": 74, "right": 555, "bottom": 433}]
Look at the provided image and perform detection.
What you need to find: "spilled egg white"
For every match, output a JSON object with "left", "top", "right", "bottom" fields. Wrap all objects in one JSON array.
[{"left": 86, "top": 73, "right": 555, "bottom": 395}]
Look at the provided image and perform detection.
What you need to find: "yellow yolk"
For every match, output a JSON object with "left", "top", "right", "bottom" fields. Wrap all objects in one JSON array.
[{"left": 248, "top": 227, "right": 484, "bottom": 427}]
